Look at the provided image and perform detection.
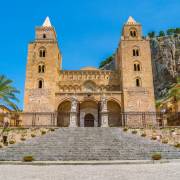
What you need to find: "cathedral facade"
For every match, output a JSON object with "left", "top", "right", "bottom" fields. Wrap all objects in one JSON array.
[{"left": 23, "top": 16, "right": 156, "bottom": 127}]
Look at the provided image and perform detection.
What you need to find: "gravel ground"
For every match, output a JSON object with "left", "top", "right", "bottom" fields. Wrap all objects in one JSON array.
[{"left": 0, "top": 163, "right": 180, "bottom": 180}]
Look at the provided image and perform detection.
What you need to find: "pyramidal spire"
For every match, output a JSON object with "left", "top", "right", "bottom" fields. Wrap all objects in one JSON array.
[
  {"left": 126, "top": 16, "right": 137, "bottom": 25},
  {"left": 42, "top": 16, "right": 52, "bottom": 27}
]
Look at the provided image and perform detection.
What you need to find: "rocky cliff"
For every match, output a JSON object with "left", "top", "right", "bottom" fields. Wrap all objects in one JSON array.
[{"left": 150, "top": 35, "right": 180, "bottom": 99}]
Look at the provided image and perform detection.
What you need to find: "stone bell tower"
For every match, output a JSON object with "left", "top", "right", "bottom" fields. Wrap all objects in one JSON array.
[
  {"left": 115, "top": 16, "right": 155, "bottom": 114},
  {"left": 24, "top": 17, "right": 62, "bottom": 112}
]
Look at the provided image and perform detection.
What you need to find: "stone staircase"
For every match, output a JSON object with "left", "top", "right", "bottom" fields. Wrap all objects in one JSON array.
[{"left": 0, "top": 128, "right": 180, "bottom": 161}]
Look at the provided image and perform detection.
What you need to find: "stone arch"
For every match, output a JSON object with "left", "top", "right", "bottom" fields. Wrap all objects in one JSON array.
[
  {"left": 129, "top": 27, "right": 137, "bottom": 37},
  {"left": 38, "top": 62, "right": 45, "bottom": 73},
  {"left": 39, "top": 46, "right": 46, "bottom": 58},
  {"left": 107, "top": 100, "right": 122, "bottom": 127},
  {"left": 84, "top": 113, "right": 95, "bottom": 127},
  {"left": 57, "top": 100, "right": 71, "bottom": 127},
  {"left": 135, "top": 77, "right": 142, "bottom": 87},
  {"left": 133, "top": 60, "right": 141, "bottom": 71},
  {"left": 37, "top": 78, "right": 44, "bottom": 89},
  {"left": 132, "top": 46, "right": 140, "bottom": 57},
  {"left": 80, "top": 100, "right": 99, "bottom": 127},
  {"left": 83, "top": 80, "right": 96, "bottom": 92}
]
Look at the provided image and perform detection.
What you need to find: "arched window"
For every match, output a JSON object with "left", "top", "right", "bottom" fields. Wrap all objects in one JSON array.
[
  {"left": 38, "top": 64, "right": 45, "bottom": 73},
  {"left": 134, "top": 62, "right": 141, "bottom": 71},
  {"left": 38, "top": 79, "right": 43, "bottom": 89},
  {"left": 130, "top": 28, "right": 137, "bottom": 37},
  {"left": 39, "top": 47, "right": 46, "bottom": 58},
  {"left": 133, "top": 47, "right": 140, "bottom": 57},
  {"left": 43, "top": 34, "right": 46, "bottom": 39},
  {"left": 135, "top": 78, "right": 141, "bottom": 87}
]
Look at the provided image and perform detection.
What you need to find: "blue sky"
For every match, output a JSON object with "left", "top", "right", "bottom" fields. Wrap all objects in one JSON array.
[{"left": 0, "top": 0, "right": 180, "bottom": 109}]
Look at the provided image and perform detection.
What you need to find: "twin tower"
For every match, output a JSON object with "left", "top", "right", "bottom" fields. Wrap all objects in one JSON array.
[{"left": 24, "top": 16, "right": 155, "bottom": 127}]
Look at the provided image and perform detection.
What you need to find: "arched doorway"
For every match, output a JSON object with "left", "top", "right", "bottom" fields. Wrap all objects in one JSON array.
[
  {"left": 107, "top": 100, "right": 122, "bottom": 127},
  {"left": 80, "top": 100, "right": 99, "bottom": 127},
  {"left": 84, "top": 113, "right": 94, "bottom": 127},
  {"left": 57, "top": 101, "right": 71, "bottom": 127}
]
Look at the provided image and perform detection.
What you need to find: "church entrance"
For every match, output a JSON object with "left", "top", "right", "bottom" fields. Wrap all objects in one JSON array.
[{"left": 84, "top": 113, "right": 94, "bottom": 127}]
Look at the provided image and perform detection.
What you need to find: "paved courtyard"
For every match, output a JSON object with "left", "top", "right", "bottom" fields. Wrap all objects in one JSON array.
[{"left": 0, "top": 162, "right": 180, "bottom": 180}]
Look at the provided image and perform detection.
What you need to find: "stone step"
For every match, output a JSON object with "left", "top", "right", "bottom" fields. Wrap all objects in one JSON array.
[{"left": 0, "top": 127, "right": 180, "bottom": 161}]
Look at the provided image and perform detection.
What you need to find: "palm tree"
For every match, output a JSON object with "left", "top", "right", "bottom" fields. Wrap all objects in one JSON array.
[{"left": 0, "top": 75, "right": 20, "bottom": 111}]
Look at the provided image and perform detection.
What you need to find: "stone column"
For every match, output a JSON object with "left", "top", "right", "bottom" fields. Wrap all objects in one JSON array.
[
  {"left": 69, "top": 96, "right": 78, "bottom": 127},
  {"left": 100, "top": 94, "right": 109, "bottom": 127},
  {"left": 162, "top": 114, "right": 168, "bottom": 127}
]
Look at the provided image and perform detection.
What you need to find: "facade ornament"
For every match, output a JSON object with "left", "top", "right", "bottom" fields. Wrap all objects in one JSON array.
[{"left": 71, "top": 96, "right": 78, "bottom": 112}]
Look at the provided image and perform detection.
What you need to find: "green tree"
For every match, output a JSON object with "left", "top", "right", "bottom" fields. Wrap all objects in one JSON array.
[
  {"left": 159, "top": 31, "right": 165, "bottom": 37},
  {"left": 99, "top": 55, "right": 114, "bottom": 68},
  {"left": 166, "top": 28, "right": 175, "bottom": 35},
  {"left": 148, "top": 31, "right": 155, "bottom": 38},
  {"left": 175, "top": 28, "right": 180, "bottom": 34},
  {"left": 0, "top": 75, "right": 20, "bottom": 111}
]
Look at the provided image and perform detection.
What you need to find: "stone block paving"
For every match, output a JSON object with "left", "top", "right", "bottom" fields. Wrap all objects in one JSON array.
[
  {"left": 1, "top": 163, "right": 180, "bottom": 180},
  {"left": 0, "top": 128, "right": 180, "bottom": 161}
]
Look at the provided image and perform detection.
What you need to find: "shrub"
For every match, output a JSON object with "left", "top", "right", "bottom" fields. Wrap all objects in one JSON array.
[
  {"left": 9, "top": 140, "right": 16, "bottom": 144},
  {"left": 162, "top": 139, "right": 168, "bottom": 144},
  {"left": 151, "top": 136, "right": 157, "bottom": 140},
  {"left": 21, "top": 137, "right": 26, "bottom": 141},
  {"left": 31, "top": 134, "right": 36, "bottom": 138},
  {"left": 171, "top": 129, "right": 175, "bottom": 133},
  {"left": 174, "top": 143, "right": 180, "bottom": 148},
  {"left": 23, "top": 155, "right": 34, "bottom": 162},
  {"left": 41, "top": 131, "right": 46, "bottom": 135},
  {"left": 4, "top": 142, "right": 8, "bottom": 146},
  {"left": 152, "top": 152, "right": 162, "bottom": 160},
  {"left": 141, "top": 133, "right": 146, "bottom": 137},
  {"left": 50, "top": 128, "right": 55, "bottom": 132},
  {"left": 123, "top": 127, "right": 128, "bottom": 132},
  {"left": 0, "top": 144, "right": 3, "bottom": 148},
  {"left": 132, "top": 130, "right": 137, "bottom": 134}
]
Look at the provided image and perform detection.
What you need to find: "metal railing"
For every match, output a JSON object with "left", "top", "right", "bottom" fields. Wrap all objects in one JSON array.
[{"left": 0, "top": 112, "right": 179, "bottom": 128}]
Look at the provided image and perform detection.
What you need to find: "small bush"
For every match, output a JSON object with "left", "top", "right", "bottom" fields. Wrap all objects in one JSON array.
[
  {"left": 141, "top": 133, "right": 146, "bottom": 137},
  {"left": 152, "top": 152, "right": 162, "bottom": 160},
  {"left": 0, "top": 144, "right": 3, "bottom": 148},
  {"left": 171, "top": 129, "right": 175, "bottom": 133},
  {"left": 50, "top": 128, "right": 55, "bottom": 132},
  {"left": 132, "top": 130, "right": 137, "bottom": 134},
  {"left": 21, "top": 137, "right": 26, "bottom": 141},
  {"left": 174, "top": 143, "right": 180, "bottom": 148},
  {"left": 123, "top": 127, "right": 128, "bottom": 132},
  {"left": 151, "top": 136, "right": 157, "bottom": 140},
  {"left": 9, "top": 140, "right": 16, "bottom": 144},
  {"left": 23, "top": 155, "right": 34, "bottom": 162},
  {"left": 31, "top": 134, "right": 36, "bottom": 138},
  {"left": 4, "top": 142, "right": 8, "bottom": 146},
  {"left": 41, "top": 131, "right": 46, "bottom": 135},
  {"left": 162, "top": 139, "right": 168, "bottom": 144}
]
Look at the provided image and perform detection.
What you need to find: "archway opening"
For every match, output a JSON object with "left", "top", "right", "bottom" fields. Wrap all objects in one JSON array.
[
  {"left": 57, "top": 100, "right": 71, "bottom": 127},
  {"left": 84, "top": 113, "right": 94, "bottom": 127},
  {"left": 80, "top": 100, "right": 99, "bottom": 127},
  {"left": 107, "top": 100, "right": 122, "bottom": 127}
]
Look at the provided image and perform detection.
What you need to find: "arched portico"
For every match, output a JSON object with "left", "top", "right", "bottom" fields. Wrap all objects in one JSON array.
[
  {"left": 107, "top": 100, "right": 122, "bottom": 127},
  {"left": 57, "top": 100, "right": 71, "bottom": 127},
  {"left": 56, "top": 96, "right": 122, "bottom": 127}
]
